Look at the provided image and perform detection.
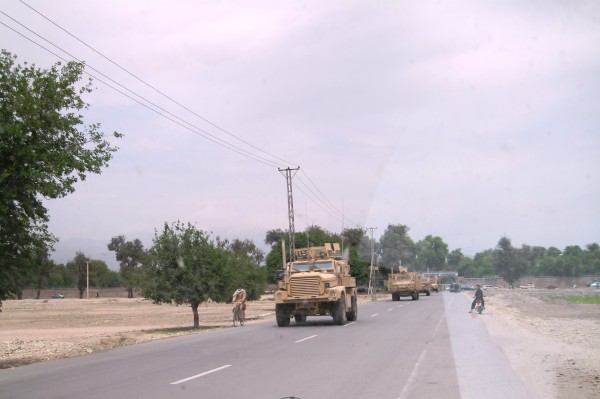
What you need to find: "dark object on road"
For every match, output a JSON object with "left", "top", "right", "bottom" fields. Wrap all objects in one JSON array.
[{"left": 449, "top": 283, "right": 461, "bottom": 293}]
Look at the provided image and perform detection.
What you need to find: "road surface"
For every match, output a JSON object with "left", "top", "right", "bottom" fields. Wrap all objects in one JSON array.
[{"left": 0, "top": 292, "right": 530, "bottom": 399}]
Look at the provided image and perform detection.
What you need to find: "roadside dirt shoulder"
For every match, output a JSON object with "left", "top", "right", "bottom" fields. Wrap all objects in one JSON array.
[
  {"left": 0, "top": 297, "right": 276, "bottom": 369},
  {"left": 477, "top": 289, "right": 600, "bottom": 399}
]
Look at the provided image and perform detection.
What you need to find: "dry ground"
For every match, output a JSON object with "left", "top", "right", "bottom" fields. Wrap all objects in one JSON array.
[{"left": 1, "top": 289, "right": 599, "bottom": 398}]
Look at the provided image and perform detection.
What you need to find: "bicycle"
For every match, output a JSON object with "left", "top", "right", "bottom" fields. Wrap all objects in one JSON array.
[{"left": 232, "top": 302, "right": 245, "bottom": 326}]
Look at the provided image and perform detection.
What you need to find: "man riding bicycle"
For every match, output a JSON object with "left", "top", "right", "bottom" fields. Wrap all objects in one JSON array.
[{"left": 232, "top": 285, "right": 247, "bottom": 320}]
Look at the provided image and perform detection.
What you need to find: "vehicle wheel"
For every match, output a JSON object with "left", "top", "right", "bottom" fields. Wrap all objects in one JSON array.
[
  {"left": 346, "top": 294, "right": 358, "bottom": 321},
  {"left": 391, "top": 293, "right": 398, "bottom": 301},
  {"left": 294, "top": 314, "right": 306, "bottom": 323},
  {"left": 332, "top": 296, "right": 346, "bottom": 325},
  {"left": 425, "top": 290, "right": 431, "bottom": 296},
  {"left": 411, "top": 292, "right": 418, "bottom": 300},
  {"left": 276, "top": 304, "right": 290, "bottom": 327}
]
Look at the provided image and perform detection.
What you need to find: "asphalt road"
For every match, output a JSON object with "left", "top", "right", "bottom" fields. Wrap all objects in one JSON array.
[{"left": 0, "top": 292, "right": 530, "bottom": 399}]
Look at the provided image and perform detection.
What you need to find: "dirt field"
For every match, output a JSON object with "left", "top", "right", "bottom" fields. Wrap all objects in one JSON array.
[{"left": 1, "top": 289, "right": 599, "bottom": 398}]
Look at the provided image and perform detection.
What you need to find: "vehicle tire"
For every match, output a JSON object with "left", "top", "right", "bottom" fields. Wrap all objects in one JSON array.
[
  {"left": 346, "top": 294, "right": 358, "bottom": 321},
  {"left": 294, "top": 314, "right": 307, "bottom": 323},
  {"left": 425, "top": 290, "right": 431, "bottom": 296},
  {"left": 392, "top": 293, "right": 399, "bottom": 301},
  {"left": 276, "top": 304, "right": 290, "bottom": 327},
  {"left": 332, "top": 296, "right": 346, "bottom": 325},
  {"left": 411, "top": 292, "right": 418, "bottom": 300}
]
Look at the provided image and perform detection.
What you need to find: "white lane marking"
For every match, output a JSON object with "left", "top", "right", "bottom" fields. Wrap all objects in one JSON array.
[
  {"left": 387, "top": 308, "right": 393, "bottom": 311},
  {"left": 170, "top": 365, "right": 231, "bottom": 385},
  {"left": 371, "top": 313, "right": 379, "bottom": 317},
  {"left": 295, "top": 334, "right": 318, "bottom": 343},
  {"left": 343, "top": 321, "right": 356, "bottom": 327}
]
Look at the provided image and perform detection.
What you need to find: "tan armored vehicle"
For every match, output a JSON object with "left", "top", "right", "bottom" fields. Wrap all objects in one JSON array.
[
  {"left": 274, "top": 243, "right": 358, "bottom": 326},
  {"left": 387, "top": 266, "right": 421, "bottom": 301},
  {"left": 419, "top": 276, "right": 432, "bottom": 296}
]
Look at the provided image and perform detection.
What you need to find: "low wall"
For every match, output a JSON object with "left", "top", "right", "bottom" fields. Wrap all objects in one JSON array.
[
  {"left": 19, "top": 287, "right": 142, "bottom": 300},
  {"left": 460, "top": 275, "right": 599, "bottom": 289}
]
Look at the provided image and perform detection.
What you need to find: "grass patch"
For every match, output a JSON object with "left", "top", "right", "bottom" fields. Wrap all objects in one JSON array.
[{"left": 549, "top": 295, "right": 600, "bottom": 304}]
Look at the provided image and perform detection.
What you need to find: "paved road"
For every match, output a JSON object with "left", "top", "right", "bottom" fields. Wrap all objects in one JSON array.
[{"left": 0, "top": 292, "right": 530, "bottom": 399}]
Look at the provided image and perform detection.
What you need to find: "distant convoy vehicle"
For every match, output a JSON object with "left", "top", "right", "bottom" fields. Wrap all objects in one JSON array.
[
  {"left": 590, "top": 282, "right": 600, "bottom": 288},
  {"left": 587, "top": 280, "right": 600, "bottom": 287},
  {"left": 449, "top": 283, "right": 461, "bottom": 293},
  {"left": 51, "top": 293, "right": 64, "bottom": 299},
  {"left": 387, "top": 267, "right": 421, "bottom": 301},
  {"left": 519, "top": 283, "right": 535, "bottom": 289},
  {"left": 274, "top": 243, "right": 357, "bottom": 326}
]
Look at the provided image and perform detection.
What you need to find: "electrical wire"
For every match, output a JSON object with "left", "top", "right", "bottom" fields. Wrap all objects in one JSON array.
[
  {"left": 17, "top": 0, "right": 298, "bottom": 170},
  {"left": 1, "top": 5, "right": 362, "bottom": 231}
]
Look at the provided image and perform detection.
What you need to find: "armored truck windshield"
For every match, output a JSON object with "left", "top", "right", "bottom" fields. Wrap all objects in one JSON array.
[{"left": 291, "top": 260, "right": 334, "bottom": 272}]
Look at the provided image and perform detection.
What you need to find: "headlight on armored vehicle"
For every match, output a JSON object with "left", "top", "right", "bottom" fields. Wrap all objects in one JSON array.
[
  {"left": 329, "top": 290, "right": 337, "bottom": 299},
  {"left": 276, "top": 292, "right": 283, "bottom": 300}
]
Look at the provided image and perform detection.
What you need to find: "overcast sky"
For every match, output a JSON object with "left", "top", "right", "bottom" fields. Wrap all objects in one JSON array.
[{"left": 2, "top": 0, "right": 599, "bottom": 269}]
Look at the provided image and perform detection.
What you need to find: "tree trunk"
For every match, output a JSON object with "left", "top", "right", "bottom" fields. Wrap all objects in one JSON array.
[
  {"left": 191, "top": 301, "right": 200, "bottom": 329},
  {"left": 127, "top": 288, "right": 133, "bottom": 298}
]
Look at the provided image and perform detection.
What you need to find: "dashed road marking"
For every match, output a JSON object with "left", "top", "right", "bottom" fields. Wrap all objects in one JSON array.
[
  {"left": 170, "top": 365, "right": 231, "bottom": 385},
  {"left": 295, "top": 334, "right": 318, "bottom": 343}
]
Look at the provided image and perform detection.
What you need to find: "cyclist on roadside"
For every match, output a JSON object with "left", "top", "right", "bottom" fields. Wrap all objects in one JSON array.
[{"left": 232, "top": 285, "right": 247, "bottom": 320}]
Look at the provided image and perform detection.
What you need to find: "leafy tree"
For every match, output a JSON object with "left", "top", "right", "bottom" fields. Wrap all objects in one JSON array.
[
  {"left": 472, "top": 250, "right": 496, "bottom": 277},
  {"left": 414, "top": 235, "right": 448, "bottom": 272},
  {"left": 378, "top": 224, "right": 415, "bottom": 271},
  {"left": 142, "top": 222, "right": 229, "bottom": 329},
  {"left": 342, "top": 228, "right": 370, "bottom": 284},
  {"left": 221, "top": 239, "right": 266, "bottom": 301},
  {"left": 493, "top": 236, "right": 528, "bottom": 286},
  {"left": 65, "top": 252, "right": 89, "bottom": 299},
  {"left": 264, "top": 229, "right": 286, "bottom": 247},
  {"left": 228, "top": 238, "right": 265, "bottom": 266},
  {"left": 88, "top": 260, "right": 120, "bottom": 288},
  {"left": 108, "top": 235, "right": 146, "bottom": 298},
  {"left": 0, "top": 51, "right": 121, "bottom": 306}
]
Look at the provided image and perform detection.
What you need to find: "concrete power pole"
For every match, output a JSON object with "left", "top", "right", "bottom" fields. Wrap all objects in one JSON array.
[
  {"left": 279, "top": 167, "right": 300, "bottom": 262},
  {"left": 366, "top": 227, "right": 377, "bottom": 300}
]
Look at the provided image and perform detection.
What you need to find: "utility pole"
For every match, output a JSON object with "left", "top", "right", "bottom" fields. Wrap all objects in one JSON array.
[
  {"left": 365, "top": 227, "right": 377, "bottom": 300},
  {"left": 86, "top": 260, "right": 90, "bottom": 299},
  {"left": 279, "top": 167, "right": 300, "bottom": 262}
]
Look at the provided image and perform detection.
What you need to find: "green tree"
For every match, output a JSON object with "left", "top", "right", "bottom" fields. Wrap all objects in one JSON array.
[
  {"left": 414, "top": 235, "right": 448, "bottom": 272},
  {"left": 493, "top": 236, "right": 528, "bottom": 286},
  {"left": 0, "top": 51, "right": 121, "bottom": 306},
  {"left": 472, "top": 250, "right": 496, "bottom": 277},
  {"left": 142, "top": 222, "right": 228, "bottom": 329},
  {"left": 108, "top": 236, "right": 146, "bottom": 298},
  {"left": 378, "top": 224, "right": 415, "bottom": 271},
  {"left": 65, "top": 252, "right": 89, "bottom": 299},
  {"left": 221, "top": 239, "right": 266, "bottom": 301}
]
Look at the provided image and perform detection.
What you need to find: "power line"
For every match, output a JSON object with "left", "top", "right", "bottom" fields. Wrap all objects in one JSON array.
[
  {"left": 1, "top": 6, "right": 363, "bottom": 231},
  {"left": 0, "top": 16, "right": 285, "bottom": 168},
  {"left": 16, "top": 0, "right": 297, "bottom": 169}
]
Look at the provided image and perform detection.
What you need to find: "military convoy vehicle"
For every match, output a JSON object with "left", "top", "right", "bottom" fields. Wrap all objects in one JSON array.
[
  {"left": 387, "top": 266, "right": 421, "bottom": 301},
  {"left": 419, "top": 277, "right": 432, "bottom": 296},
  {"left": 274, "top": 243, "right": 358, "bottom": 326}
]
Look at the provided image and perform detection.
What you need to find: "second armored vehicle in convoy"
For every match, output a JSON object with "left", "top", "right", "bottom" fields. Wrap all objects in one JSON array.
[
  {"left": 387, "top": 266, "right": 422, "bottom": 301},
  {"left": 274, "top": 243, "right": 358, "bottom": 326}
]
